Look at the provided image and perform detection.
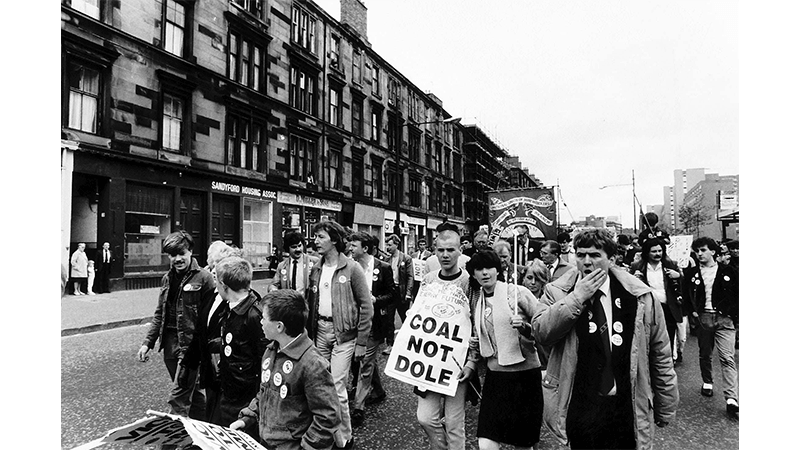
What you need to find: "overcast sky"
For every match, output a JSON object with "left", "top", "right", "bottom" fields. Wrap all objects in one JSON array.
[{"left": 315, "top": 0, "right": 738, "bottom": 228}]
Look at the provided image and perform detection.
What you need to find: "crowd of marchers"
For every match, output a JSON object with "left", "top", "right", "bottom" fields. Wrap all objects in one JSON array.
[{"left": 135, "top": 211, "right": 738, "bottom": 450}]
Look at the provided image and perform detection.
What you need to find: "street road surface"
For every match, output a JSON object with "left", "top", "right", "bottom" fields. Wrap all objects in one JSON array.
[{"left": 62, "top": 324, "right": 738, "bottom": 449}]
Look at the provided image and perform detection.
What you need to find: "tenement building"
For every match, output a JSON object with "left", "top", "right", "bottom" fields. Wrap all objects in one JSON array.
[{"left": 61, "top": 0, "right": 468, "bottom": 290}]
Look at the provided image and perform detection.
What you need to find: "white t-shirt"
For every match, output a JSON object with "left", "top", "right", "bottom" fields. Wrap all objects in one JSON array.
[
  {"left": 318, "top": 264, "right": 336, "bottom": 317},
  {"left": 647, "top": 262, "right": 667, "bottom": 304}
]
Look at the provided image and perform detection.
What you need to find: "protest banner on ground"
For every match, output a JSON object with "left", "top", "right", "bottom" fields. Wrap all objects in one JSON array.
[
  {"left": 71, "top": 410, "right": 266, "bottom": 450},
  {"left": 667, "top": 235, "right": 694, "bottom": 268},
  {"left": 384, "top": 280, "right": 471, "bottom": 396}
]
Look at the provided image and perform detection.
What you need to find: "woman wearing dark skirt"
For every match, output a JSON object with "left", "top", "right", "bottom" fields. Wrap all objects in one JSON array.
[{"left": 467, "top": 250, "right": 545, "bottom": 450}]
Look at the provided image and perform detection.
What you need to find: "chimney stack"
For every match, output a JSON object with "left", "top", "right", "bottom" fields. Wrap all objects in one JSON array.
[{"left": 341, "top": 0, "right": 368, "bottom": 42}]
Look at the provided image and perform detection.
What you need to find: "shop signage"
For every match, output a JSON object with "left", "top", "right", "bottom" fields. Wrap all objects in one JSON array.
[
  {"left": 140, "top": 225, "right": 160, "bottom": 234},
  {"left": 278, "top": 192, "right": 342, "bottom": 211},
  {"left": 211, "top": 181, "right": 277, "bottom": 200}
]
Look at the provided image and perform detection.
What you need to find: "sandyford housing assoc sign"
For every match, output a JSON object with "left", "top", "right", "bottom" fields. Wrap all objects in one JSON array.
[
  {"left": 384, "top": 280, "right": 472, "bottom": 397},
  {"left": 488, "top": 188, "right": 557, "bottom": 242}
]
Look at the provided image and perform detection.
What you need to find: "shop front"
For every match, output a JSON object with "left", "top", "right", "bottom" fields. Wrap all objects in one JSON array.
[
  {"left": 279, "top": 192, "right": 342, "bottom": 242},
  {"left": 354, "top": 203, "right": 386, "bottom": 247}
]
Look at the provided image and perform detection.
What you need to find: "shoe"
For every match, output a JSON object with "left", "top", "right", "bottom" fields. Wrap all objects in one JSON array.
[
  {"left": 701, "top": 383, "right": 713, "bottom": 397},
  {"left": 336, "top": 438, "right": 354, "bottom": 449},
  {"left": 382, "top": 346, "right": 392, "bottom": 356},
  {"left": 365, "top": 392, "right": 386, "bottom": 406},
  {"left": 726, "top": 399, "right": 739, "bottom": 419},
  {"left": 351, "top": 409, "right": 365, "bottom": 428}
]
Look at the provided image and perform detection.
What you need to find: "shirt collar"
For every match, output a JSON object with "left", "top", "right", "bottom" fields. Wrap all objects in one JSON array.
[
  {"left": 278, "top": 330, "right": 314, "bottom": 359},
  {"left": 229, "top": 290, "right": 257, "bottom": 314},
  {"left": 597, "top": 274, "right": 611, "bottom": 299}
]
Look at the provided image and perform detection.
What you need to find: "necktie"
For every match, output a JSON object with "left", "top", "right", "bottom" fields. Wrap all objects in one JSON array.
[
  {"left": 291, "top": 260, "right": 297, "bottom": 290},
  {"left": 592, "top": 291, "right": 614, "bottom": 395}
]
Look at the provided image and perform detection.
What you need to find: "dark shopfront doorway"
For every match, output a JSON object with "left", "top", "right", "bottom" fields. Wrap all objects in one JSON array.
[
  {"left": 212, "top": 194, "right": 239, "bottom": 248},
  {"left": 180, "top": 190, "right": 207, "bottom": 267}
]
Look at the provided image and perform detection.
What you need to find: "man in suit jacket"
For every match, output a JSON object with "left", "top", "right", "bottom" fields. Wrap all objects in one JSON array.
[
  {"left": 349, "top": 232, "right": 395, "bottom": 426},
  {"left": 269, "top": 231, "right": 319, "bottom": 294},
  {"left": 492, "top": 239, "right": 526, "bottom": 284},
  {"left": 381, "top": 234, "right": 415, "bottom": 352},
  {"left": 539, "top": 240, "right": 575, "bottom": 282},
  {"left": 95, "top": 242, "right": 114, "bottom": 293}
]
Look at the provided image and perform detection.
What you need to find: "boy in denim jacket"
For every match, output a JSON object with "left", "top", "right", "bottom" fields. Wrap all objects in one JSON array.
[{"left": 231, "top": 290, "right": 340, "bottom": 450}]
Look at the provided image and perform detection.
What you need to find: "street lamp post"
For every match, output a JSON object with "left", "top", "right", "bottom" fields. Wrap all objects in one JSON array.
[
  {"left": 599, "top": 169, "right": 638, "bottom": 233},
  {"left": 394, "top": 116, "right": 461, "bottom": 251}
]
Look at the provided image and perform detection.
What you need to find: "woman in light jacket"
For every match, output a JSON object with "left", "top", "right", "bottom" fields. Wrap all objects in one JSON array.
[{"left": 467, "top": 250, "right": 545, "bottom": 450}]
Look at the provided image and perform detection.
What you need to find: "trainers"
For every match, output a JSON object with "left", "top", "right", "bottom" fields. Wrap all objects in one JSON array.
[
  {"left": 382, "top": 346, "right": 392, "bottom": 355},
  {"left": 726, "top": 399, "right": 739, "bottom": 418},
  {"left": 701, "top": 383, "right": 713, "bottom": 397}
]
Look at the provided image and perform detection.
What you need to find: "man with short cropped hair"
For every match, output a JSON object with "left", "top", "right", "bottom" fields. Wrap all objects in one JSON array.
[
  {"left": 539, "top": 239, "right": 574, "bottom": 282},
  {"left": 382, "top": 233, "right": 415, "bottom": 353}
]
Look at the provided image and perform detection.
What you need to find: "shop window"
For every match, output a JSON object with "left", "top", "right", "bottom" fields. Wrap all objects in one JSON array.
[
  {"left": 243, "top": 198, "right": 273, "bottom": 271},
  {"left": 124, "top": 183, "right": 173, "bottom": 274},
  {"left": 289, "top": 134, "right": 317, "bottom": 183}
]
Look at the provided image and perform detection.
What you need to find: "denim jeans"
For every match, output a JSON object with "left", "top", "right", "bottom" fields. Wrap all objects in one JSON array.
[
  {"left": 162, "top": 330, "right": 206, "bottom": 419},
  {"left": 697, "top": 312, "right": 739, "bottom": 402},
  {"left": 416, "top": 381, "right": 468, "bottom": 450},
  {"left": 674, "top": 316, "right": 688, "bottom": 359},
  {"left": 315, "top": 319, "right": 356, "bottom": 446}
]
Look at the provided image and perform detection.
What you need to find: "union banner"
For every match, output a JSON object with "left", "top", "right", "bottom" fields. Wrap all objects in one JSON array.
[{"left": 488, "top": 188, "right": 557, "bottom": 243}]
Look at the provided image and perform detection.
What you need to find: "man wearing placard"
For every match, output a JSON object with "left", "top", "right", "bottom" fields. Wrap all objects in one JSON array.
[{"left": 387, "top": 226, "right": 475, "bottom": 450}]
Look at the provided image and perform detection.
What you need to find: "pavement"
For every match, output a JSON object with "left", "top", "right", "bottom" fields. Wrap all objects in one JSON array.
[{"left": 61, "top": 279, "right": 272, "bottom": 336}]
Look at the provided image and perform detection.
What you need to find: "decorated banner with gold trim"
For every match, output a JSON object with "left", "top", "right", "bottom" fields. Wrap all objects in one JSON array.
[{"left": 488, "top": 188, "right": 557, "bottom": 243}]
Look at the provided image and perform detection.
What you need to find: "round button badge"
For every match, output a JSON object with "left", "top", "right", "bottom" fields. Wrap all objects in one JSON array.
[
  {"left": 262, "top": 369, "right": 270, "bottom": 383},
  {"left": 280, "top": 385, "right": 288, "bottom": 399},
  {"left": 283, "top": 360, "right": 293, "bottom": 374},
  {"left": 225, "top": 333, "right": 233, "bottom": 344},
  {"left": 224, "top": 345, "right": 232, "bottom": 357},
  {"left": 262, "top": 358, "right": 271, "bottom": 370},
  {"left": 339, "top": 275, "right": 347, "bottom": 284},
  {"left": 611, "top": 334, "right": 623, "bottom": 347},
  {"left": 613, "top": 321, "right": 623, "bottom": 333},
  {"left": 588, "top": 322, "right": 597, "bottom": 333},
  {"left": 614, "top": 298, "right": 622, "bottom": 309},
  {"left": 273, "top": 372, "right": 283, "bottom": 386}
]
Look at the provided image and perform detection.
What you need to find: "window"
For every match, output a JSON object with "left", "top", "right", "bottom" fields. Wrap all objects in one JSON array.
[
  {"left": 67, "top": 61, "right": 100, "bottom": 133},
  {"left": 352, "top": 154, "right": 364, "bottom": 196},
  {"left": 352, "top": 50, "right": 362, "bottom": 84},
  {"left": 425, "top": 138, "right": 432, "bottom": 167},
  {"left": 328, "top": 148, "right": 342, "bottom": 190},
  {"left": 232, "top": 0, "right": 263, "bottom": 18},
  {"left": 425, "top": 177, "right": 433, "bottom": 212},
  {"left": 289, "top": 134, "right": 317, "bottom": 182},
  {"left": 228, "top": 31, "right": 266, "bottom": 91},
  {"left": 371, "top": 157, "right": 383, "bottom": 199},
  {"left": 388, "top": 77, "right": 399, "bottom": 107},
  {"left": 70, "top": 0, "right": 100, "bottom": 19},
  {"left": 243, "top": 198, "right": 273, "bottom": 272},
  {"left": 444, "top": 149, "right": 451, "bottom": 178},
  {"left": 290, "top": 66, "right": 317, "bottom": 116},
  {"left": 351, "top": 99, "right": 363, "bottom": 137},
  {"left": 330, "top": 35, "right": 341, "bottom": 70},
  {"left": 227, "top": 113, "right": 266, "bottom": 171},
  {"left": 371, "top": 64, "right": 381, "bottom": 96},
  {"left": 371, "top": 108, "right": 381, "bottom": 142},
  {"left": 435, "top": 144, "right": 443, "bottom": 174},
  {"left": 409, "top": 132, "right": 420, "bottom": 163},
  {"left": 163, "top": 0, "right": 186, "bottom": 57},
  {"left": 409, "top": 178, "right": 421, "bottom": 207},
  {"left": 162, "top": 93, "right": 184, "bottom": 152},
  {"left": 443, "top": 187, "right": 451, "bottom": 215},
  {"left": 453, "top": 189, "right": 463, "bottom": 216},
  {"left": 329, "top": 87, "right": 341, "bottom": 126},
  {"left": 453, "top": 153, "right": 462, "bottom": 182},
  {"left": 291, "top": 5, "right": 317, "bottom": 53},
  {"left": 388, "top": 171, "right": 398, "bottom": 205},
  {"left": 387, "top": 114, "right": 397, "bottom": 152}
]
